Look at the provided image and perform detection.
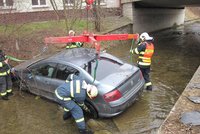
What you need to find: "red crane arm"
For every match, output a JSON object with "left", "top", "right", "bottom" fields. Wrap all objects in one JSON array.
[
  {"left": 44, "top": 36, "right": 88, "bottom": 44},
  {"left": 94, "top": 34, "right": 139, "bottom": 41},
  {"left": 44, "top": 34, "right": 139, "bottom": 44}
]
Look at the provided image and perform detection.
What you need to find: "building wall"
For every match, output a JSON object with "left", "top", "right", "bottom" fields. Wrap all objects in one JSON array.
[
  {"left": 0, "top": 0, "right": 120, "bottom": 13},
  {"left": 0, "top": 0, "right": 121, "bottom": 24},
  {"left": 106, "top": 0, "right": 120, "bottom": 8},
  {"left": 2, "top": 0, "right": 56, "bottom": 13}
]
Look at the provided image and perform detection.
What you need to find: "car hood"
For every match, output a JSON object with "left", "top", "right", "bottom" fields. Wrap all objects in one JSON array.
[{"left": 99, "top": 63, "right": 138, "bottom": 88}]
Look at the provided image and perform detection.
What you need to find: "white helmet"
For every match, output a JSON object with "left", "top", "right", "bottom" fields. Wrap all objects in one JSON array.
[
  {"left": 86, "top": 84, "right": 98, "bottom": 99},
  {"left": 140, "top": 32, "right": 153, "bottom": 41},
  {"left": 68, "top": 30, "right": 75, "bottom": 36}
]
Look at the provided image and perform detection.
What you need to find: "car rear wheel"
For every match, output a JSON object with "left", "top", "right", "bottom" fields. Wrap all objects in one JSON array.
[{"left": 85, "top": 101, "right": 98, "bottom": 119}]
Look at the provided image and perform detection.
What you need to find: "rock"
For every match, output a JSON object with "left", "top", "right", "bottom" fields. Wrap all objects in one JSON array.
[
  {"left": 188, "top": 96, "right": 200, "bottom": 104},
  {"left": 35, "top": 96, "right": 40, "bottom": 100},
  {"left": 180, "top": 111, "right": 200, "bottom": 125},
  {"left": 188, "top": 83, "right": 200, "bottom": 89}
]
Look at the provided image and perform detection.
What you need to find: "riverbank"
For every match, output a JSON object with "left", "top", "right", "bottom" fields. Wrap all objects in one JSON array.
[
  {"left": 185, "top": 7, "right": 200, "bottom": 21},
  {"left": 158, "top": 65, "right": 200, "bottom": 133},
  {"left": 157, "top": 11, "right": 200, "bottom": 133}
]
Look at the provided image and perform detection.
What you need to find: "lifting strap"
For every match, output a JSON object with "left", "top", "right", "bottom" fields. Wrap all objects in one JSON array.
[
  {"left": 92, "top": 54, "right": 99, "bottom": 83},
  {"left": 130, "top": 39, "right": 135, "bottom": 64}
]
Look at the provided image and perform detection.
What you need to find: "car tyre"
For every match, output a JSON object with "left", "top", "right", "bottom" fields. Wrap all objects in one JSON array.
[
  {"left": 85, "top": 101, "right": 98, "bottom": 119},
  {"left": 18, "top": 79, "right": 29, "bottom": 91}
]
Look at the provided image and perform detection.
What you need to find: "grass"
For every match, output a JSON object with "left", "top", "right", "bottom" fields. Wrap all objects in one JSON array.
[{"left": 0, "top": 19, "right": 93, "bottom": 37}]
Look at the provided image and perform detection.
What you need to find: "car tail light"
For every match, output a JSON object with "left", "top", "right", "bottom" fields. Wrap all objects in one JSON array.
[{"left": 103, "top": 89, "right": 122, "bottom": 102}]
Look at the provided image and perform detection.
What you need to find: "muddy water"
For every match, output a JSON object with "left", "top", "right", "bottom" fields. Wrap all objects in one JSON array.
[
  {"left": 108, "top": 22, "right": 200, "bottom": 134},
  {"left": 1, "top": 22, "right": 200, "bottom": 134}
]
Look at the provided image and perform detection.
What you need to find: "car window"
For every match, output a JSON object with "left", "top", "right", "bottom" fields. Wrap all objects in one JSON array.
[
  {"left": 83, "top": 57, "right": 122, "bottom": 81},
  {"left": 55, "top": 64, "right": 80, "bottom": 80},
  {"left": 29, "top": 62, "right": 57, "bottom": 78}
]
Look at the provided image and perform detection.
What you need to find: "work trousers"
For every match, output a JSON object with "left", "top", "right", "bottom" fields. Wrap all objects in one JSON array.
[
  {"left": 57, "top": 99, "right": 86, "bottom": 130},
  {"left": 140, "top": 67, "right": 152, "bottom": 90},
  {"left": 0, "top": 74, "right": 12, "bottom": 97}
]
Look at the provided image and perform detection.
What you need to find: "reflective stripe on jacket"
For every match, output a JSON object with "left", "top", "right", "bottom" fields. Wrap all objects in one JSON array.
[
  {"left": 135, "top": 42, "right": 154, "bottom": 67},
  {"left": 55, "top": 79, "right": 87, "bottom": 104},
  {"left": 0, "top": 60, "right": 10, "bottom": 76}
]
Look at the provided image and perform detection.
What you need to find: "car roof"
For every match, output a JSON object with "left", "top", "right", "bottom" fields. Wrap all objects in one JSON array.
[{"left": 47, "top": 48, "right": 96, "bottom": 66}]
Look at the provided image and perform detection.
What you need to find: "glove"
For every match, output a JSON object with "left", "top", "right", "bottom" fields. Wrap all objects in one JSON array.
[
  {"left": 77, "top": 102, "right": 91, "bottom": 113},
  {"left": 83, "top": 105, "right": 90, "bottom": 112},
  {"left": 11, "top": 68, "right": 15, "bottom": 73},
  {"left": 81, "top": 104, "right": 90, "bottom": 113}
]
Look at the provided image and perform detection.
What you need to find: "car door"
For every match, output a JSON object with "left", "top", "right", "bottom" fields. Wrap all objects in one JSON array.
[
  {"left": 53, "top": 63, "right": 80, "bottom": 84},
  {"left": 26, "top": 62, "right": 58, "bottom": 100}
]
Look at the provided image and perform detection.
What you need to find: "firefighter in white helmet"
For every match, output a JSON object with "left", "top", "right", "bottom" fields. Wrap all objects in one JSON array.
[
  {"left": 130, "top": 32, "right": 154, "bottom": 91},
  {"left": 66, "top": 30, "right": 83, "bottom": 49},
  {"left": 55, "top": 74, "right": 98, "bottom": 134},
  {"left": 69, "top": 30, "right": 75, "bottom": 36}
]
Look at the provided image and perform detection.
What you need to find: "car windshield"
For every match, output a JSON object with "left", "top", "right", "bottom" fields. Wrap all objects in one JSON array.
[{"left": 82, "top": 57, "right": 123, "bottom": 81}]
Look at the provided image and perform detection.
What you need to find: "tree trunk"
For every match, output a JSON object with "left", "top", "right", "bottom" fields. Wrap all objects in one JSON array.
[{"left": 93, "top": 0, "right": 101, "bottom": 32}]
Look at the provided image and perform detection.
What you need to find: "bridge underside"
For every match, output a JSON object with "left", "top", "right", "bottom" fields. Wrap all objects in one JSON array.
[
  {"left": 122, "top": 2, "right": 187, "bottom": 33},
  {"left": 142, "top": 0, "right": 200, "bottom": 7},
  {"left": 124, "top": 0, "right": 200, "bottom": 7}
]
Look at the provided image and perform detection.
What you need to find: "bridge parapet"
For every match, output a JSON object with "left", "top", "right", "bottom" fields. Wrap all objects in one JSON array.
[
  {"left": 121, "top": 0, "right": 141, "bottom": 4},
  {"left": 122, "top": 0, "right": 200, "bottom": 7}
]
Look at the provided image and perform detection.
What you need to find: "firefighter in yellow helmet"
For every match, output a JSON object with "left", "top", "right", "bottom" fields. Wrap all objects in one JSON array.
[
  {"left": 0, "top": 50, "right": 13, "bottom": 100},
  {"left": 55, "top": 74, "right": 98, "bottom": 134},
  {"left": 66, "top": 30, "right": 83, "bottom": 49},
  {"left": 130, "top": 32, "right": 154, "bottom": 90}
]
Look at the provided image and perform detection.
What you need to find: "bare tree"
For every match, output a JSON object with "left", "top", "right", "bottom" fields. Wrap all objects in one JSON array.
[
  {"left": 50, "top": 0, "right": 105, "bottom": 33},
  {"left": 50, "top": 0, "right": 60, "bottom": 20},
  {"left": 93, "top": 0, "right": 101, "bottom": 32},
  {"left": 50, "top": 0, "right": 83, "bottom": 33}
]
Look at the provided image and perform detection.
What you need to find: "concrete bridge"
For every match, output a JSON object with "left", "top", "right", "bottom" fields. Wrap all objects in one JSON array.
[{"left": 121, "top": 0, "right": 200, "bottom": 33}]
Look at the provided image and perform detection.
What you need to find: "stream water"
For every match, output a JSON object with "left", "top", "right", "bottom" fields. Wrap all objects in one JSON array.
[{"left": 0, "top": 22, "right": 200, "bottom": 134}]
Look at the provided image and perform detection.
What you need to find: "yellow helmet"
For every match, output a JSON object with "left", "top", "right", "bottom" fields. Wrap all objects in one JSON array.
[{"left": 86, "top": 84, "right": 98, "bottom": 99}]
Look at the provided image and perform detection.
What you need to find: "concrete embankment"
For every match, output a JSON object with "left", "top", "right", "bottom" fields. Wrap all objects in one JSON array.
[{"left": 158, "top": 66, "right": 200, "bottom": 133}]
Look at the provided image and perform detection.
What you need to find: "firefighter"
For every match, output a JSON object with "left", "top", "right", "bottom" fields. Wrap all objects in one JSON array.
[
  {"left": 55, "top": 74, "right": 98, "bottom": 134},
  {"left": 66, "top": 30, "right": 83, "bottom": 49},
  {"left": 130, "top": 32, "right": 154, "bottom": 90},
  {"left": 0, "top": 50, "right": 13, "bottom": 100}
]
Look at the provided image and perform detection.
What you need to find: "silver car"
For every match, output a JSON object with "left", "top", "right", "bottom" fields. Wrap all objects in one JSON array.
[{"left": 14, "top": 48, "right": 145, "bottom": 118}]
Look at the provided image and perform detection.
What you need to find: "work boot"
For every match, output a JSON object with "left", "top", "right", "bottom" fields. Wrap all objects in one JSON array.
[
  {"left": 79, "top": 129, "right": 93, "bottom": 134},
  {"left": 2, "top": 95, "right": 9, "bottom": 100},
  {"left": 7, "top": 92, "right": 14, "bottom": 96},
  {"left": 146, "top": 85, "right": 152, "bottom": 91},
  {"left": 63, "top": 112, "right": 71, "bottom": 120}
]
